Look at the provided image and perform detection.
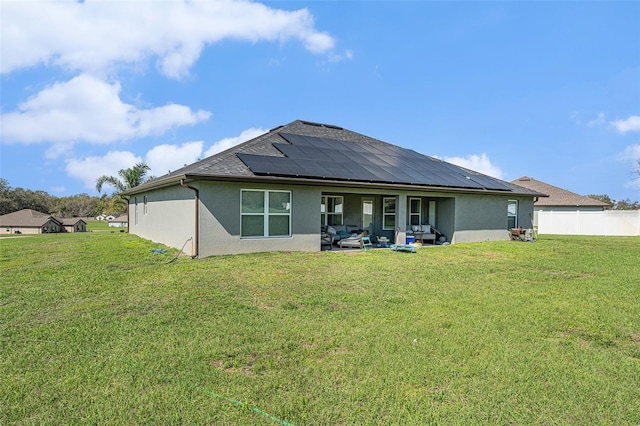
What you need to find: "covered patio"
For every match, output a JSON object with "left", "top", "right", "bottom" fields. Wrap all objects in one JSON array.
[{"left": 320, "top": 191, "right": 454, "bottom": 249}]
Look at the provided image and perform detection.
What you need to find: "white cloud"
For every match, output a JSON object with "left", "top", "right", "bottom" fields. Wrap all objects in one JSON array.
[
  {"left": 1, "top": 0, "right": 335, "bottom": 78},
  {"left": 443, "top": 153, "right": 504, "bottom": 179},
  {"left": 570, "top": 111, "right": 581, "bottom": 125},
  {"left": 145, "top": 141, "right": 204, "bottom": 176},
  {"left": 328, "top": 49, "right": 354, "bottom": 63},
  {"left": 616, "top": 144, "right": 640, "bottom": 193},
  {"left": 617, "top": 144, "right": 640, "bottom": 162},
  {"left": 0, "top": 74, "right": 210, "bottom": 146},
  {"left": 65, "top": 127, "right": 268, "bottom": 190},
  {"left": 611, "top": 115, "right": 640, "bottom": 134},
  {"left": 204, "top": 128, "right": 268, "bottom": 157},
  {"left": 66, "top": 151, "right": 143, "bottom": 191},
  {"left": 626, "top": 177, "right": 640, "bottom": 192},
  {"left": 588, "top": 112, "right": 606, "bottom": 127}
]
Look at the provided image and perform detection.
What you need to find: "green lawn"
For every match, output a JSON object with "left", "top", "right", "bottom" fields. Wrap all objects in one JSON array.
[
  {"left": 1, "top": 233, "right": 639, "bottom": 425},
  {"left": 85, "top": 219, "right": 115, "bottom": 232}
]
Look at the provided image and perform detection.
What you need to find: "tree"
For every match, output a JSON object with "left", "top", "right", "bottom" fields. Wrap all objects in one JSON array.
[
  {"left": 588, "top": 194, "right": 640, "bottom": 210},
  {"left": 95, "top": 162, "right": 151, "bottom": 213},
  {"left": 0, "top": 178, "right": 16, "bottom": 215},
  {"left": 588, "top": 194, "right": 613, "bottom": 206},
  {"left": 52, "top": 193, "right": 101, "bottom": 218},
  {"left": 95, "top": 162, "right": 151, "bottom": 194},
  {"left": 0, "top": 179, "right": 55, "bottom": 215}
]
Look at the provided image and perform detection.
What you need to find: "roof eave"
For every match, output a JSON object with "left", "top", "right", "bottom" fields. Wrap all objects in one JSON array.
[
  {"left": 122, "top": 174, "right": 189, "bottom": 195},
  {"left": 134, "top": 172, "right": 545, "bottom": 197}
]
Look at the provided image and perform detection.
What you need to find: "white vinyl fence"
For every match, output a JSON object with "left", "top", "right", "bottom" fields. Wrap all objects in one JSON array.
[{"left": 537, "top": 210, "right": 640, "bottom": 236}]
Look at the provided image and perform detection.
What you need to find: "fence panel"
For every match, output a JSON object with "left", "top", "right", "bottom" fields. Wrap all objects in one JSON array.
[{"left": 538, "top": 210, "right": 640, "bottom": 236}]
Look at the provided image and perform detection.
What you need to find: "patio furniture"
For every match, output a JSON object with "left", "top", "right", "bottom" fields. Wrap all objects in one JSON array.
[
  {"left": 510, "top": 228, "right": 525, "bottom": 240},
  {"left": 408, "top": 224, "right": 437, "bottom": 244},
  {"left": 321, "top": 229, "right": 333, "bottom": 250},
  {"left": 392, "top": 244, "right": 416, "bottom": 253},
  {"left": 377, "top": 236, "right": 389, "bottom": 248},
  {"left": 338, "top": 232, "right": 367, "bottom": 248}
]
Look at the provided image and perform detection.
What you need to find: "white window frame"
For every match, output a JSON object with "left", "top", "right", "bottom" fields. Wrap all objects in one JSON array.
[
  {"left": 241, "top": 189, "right": 292, "bottom": 238},
  {"left": 321, "top": 195, "right": 344, "bottom": 226},
  {"left": 383, "top": 197, "right": 396, "bottom": 230},
  {"left": 143, "top": 195, "right": 148, "bottom": 215},
  {"left": 508, "top": 200, "right": 518, "bottom": 229},
  {"left": 409, "top": 198, "right": 421, "bottom": 226}
]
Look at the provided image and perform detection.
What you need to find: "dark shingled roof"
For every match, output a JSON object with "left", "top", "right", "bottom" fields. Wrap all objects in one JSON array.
[
  {"left": 128, "top": 120, "right": 544, "bottom": 196},
  {"left": 511, "top": 176, "right": 610, "bottom": 207}
]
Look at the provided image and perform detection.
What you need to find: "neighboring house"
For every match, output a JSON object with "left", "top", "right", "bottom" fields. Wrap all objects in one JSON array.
[
  {"left": 0, "top": 209, "right": 63, "bottom": 234},
  {"left": 123, "top": 120, "right": 544, "bottom": 257},
  {"left": 60, "top": 218, "right": 87, "bottom": 233},
  {"left": 0, "top": 209, "right": 88, "bottom": 234},
  {"left": 511, "top": 176, "right": 610, "bottom": 226},
  {"left": 510, "top": 176, "right": 640, "bottom": 236},
  {"left": 108, "top": 215, "right": 128, "bottom": 228}
]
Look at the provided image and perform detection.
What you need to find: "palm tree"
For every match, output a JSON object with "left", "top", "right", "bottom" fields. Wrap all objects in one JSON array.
[
  {"left": 95, "top": 162, "right": 151, "bottom": 213},
  {"left": 95, "top": 162, "right": 151, "bottom": 194}
]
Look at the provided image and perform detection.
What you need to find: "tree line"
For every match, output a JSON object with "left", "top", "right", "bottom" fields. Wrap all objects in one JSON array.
[
  {"left": 0, "top": 178, "right": 122, "bottom": 217},
  {"left": 0, "top": 162, "right": 152, "bottom": 217},
  {"left": 587, "top": 194, "right": 640, "bottom": 210}
]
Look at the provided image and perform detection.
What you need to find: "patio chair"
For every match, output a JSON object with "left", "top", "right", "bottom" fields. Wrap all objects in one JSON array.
[
  {"left": 338, "top": 232, "right": 367, "bottom": 248},
  {"left": 321, "top": 230, "right": 333, "bottom": 250}
]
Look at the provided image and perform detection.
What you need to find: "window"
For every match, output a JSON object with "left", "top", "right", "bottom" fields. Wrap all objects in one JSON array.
[
  {"left": 383, "top": 197, "right": 396, "bottom": 230},
  {"left": 507, "top": 200, "right": 518, "bottom": 229},
  {"left": 321, "top": 196, "right": 343, "bottom": 226},
  {"left": 241, "top": 190, "right": 291, "bottom": 238},
  {"left": 134, "top": 197, "right": 139, "bottom": 226},
  {"left": 409, "top": 198, "right": 421, "bottom": 226},
  {"left": 143, "top": 195, "right": 148, "bottom": 215}
]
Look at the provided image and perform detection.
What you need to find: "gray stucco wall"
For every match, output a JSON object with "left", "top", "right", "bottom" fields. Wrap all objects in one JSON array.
[
  {"left": 451, "top": 195, "right": 534, "bottom": 243},
  {"left": 129, "top": 180, "right": 536, "bottom": 256},
  {"left": 197, "top": 181, "right": 321, "bottom": 257},
  {"left": 128, "top": 185, "right": 196, "bottom": 255}
]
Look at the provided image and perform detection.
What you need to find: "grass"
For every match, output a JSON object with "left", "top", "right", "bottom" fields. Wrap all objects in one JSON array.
[
  {"left": 1, "top": 233, "right": 639, "bottom": 425},
  {"left": 85, "top": 219, "right": 115, "bottom": 232}
]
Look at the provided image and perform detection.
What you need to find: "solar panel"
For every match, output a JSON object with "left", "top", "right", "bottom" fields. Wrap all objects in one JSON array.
[
  {"left": 466, "top": 174, "right": 511, "bottom": 191},
  {"left": 239, "top": 133, "right": 512, "bottom": 191}
]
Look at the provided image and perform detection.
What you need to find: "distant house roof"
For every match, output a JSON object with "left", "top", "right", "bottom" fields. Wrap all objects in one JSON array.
[
  {"left": 0, "top": 209, "right": 61, "bottom": 227},
  {"left": 60, "top": 218, "right": 86, "bottom": 226},
  {"left": 108, "top": 215, "right": 128, "bottom": 223},
  {"left": 511, "top": 176, "right": 610, "bottom": 208},
  {"left": 125, "top": 120, "right": 545, "bottom": 197}
]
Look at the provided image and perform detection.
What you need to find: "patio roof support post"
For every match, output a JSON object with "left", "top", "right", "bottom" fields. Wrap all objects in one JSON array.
[{"left": 396, "top": 193, "right": 408, "bottom": 244}]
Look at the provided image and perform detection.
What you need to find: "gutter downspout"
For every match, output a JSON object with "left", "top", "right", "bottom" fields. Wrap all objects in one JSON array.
[{"left": 181, "top": 179, "right": 199, "bottom": 258}]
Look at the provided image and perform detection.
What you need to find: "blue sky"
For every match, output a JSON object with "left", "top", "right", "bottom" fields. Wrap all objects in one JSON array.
[{"left": 1, "top": 0, "right": 639, "bottom": 201}]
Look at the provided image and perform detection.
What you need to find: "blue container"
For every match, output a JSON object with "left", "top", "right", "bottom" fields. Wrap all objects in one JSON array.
[{"left": 406, "top": 236, "right": 415, "bottom": 244}]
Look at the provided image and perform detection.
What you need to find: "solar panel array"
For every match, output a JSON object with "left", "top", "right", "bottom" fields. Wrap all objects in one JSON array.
[{"left": 236, "top": 132, "right": 511, "bottom": 191}]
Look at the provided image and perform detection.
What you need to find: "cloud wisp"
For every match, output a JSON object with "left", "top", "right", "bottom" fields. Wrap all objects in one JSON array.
[
  {"left": 204, "top": 128, "right": 268, "bottom": 157},
  {"left": 611, "top": 115, "right": 640, "bottom": 134},
  {"left": 66, "top": 127, "right": 267, "bottom": 191},
  {"left": 1, "top": 0, "right": 335, "bottom": 78},
  {"left": 442, "top": 153, "right": 504, "bottom": 180},
  {"left": 0, "top": 74, "right": 210, "bottom": 147}
]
